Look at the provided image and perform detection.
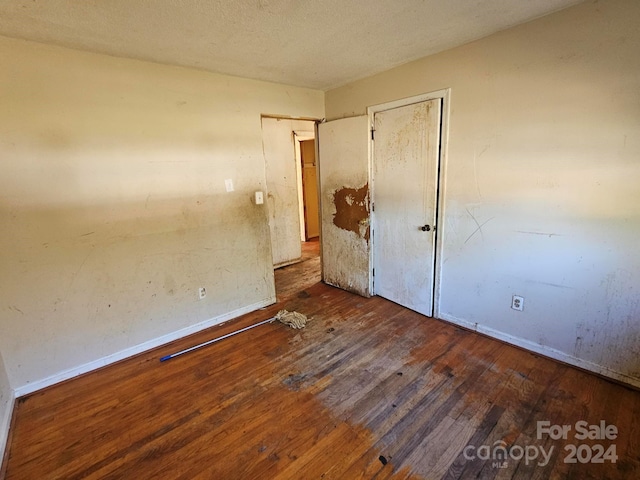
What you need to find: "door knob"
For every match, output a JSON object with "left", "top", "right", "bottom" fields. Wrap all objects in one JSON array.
[{"left": 420, "top": 224, "right": 431, "bottom": 232}]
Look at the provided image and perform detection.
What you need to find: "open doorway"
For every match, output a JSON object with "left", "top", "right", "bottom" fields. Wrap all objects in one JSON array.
[
  {"left": 261, "top": 117, "right": 321, "bottom": 299},
  {"left": 294, "top": 134, "right": 320, "bottom": 241}
]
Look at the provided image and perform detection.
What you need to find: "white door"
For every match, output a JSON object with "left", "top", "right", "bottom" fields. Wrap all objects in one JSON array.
[
  {"left": 318, "top": 115, "right": 371, "bottom": 297},
  {"left": 372, "top": 99, "right": 441, "bottom": 316}
]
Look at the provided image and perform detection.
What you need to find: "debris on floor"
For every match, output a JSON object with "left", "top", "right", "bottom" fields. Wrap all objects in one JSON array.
[{"left": 276, "top": 309, "right": 309, "bottom": 329}]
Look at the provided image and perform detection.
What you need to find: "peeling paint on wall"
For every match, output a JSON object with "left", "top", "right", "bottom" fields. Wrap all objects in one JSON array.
[{"left": 332, "top": 184, "right": 369, "bottom": 241}]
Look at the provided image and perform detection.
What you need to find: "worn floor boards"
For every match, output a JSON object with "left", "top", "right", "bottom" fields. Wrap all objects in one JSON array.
[{"left": 3, "top": 242, "right": 639, "bottom": 479}]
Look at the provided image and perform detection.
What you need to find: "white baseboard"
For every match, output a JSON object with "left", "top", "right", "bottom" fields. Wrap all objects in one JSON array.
[
  {"left": 437, "top": 313, "right": 640, "bottom": 390},
  {"left": 274, "top": 257, "right": 302, "bottom": 269},
  {"left": 14, "top": 298, "right": 276, "bottom": 398},
  {"left": 0, "top": 390, "right": 16, "bottom": 465}
]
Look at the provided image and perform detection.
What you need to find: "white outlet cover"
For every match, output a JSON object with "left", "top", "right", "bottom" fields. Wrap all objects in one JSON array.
[
  {"left": 225, "top": 179, "right": 234, "bottom": 192},
  {"left": 512, "top": 295, "right": 524, "bottom": 311},
  {"left": 255, "top": 191, "right": 264, "bottom": 204}
]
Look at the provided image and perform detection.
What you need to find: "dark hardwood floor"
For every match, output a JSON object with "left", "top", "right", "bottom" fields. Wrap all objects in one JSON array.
[
  {"left": 2, "top": 240, "right": 639, "bottom": 479},
  {"left": 274, "top": 239, "right": 321, "bottom": 301}
]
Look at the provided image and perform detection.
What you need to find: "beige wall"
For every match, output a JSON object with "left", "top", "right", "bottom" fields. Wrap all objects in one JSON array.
[
  {"left": 0, "top": 35, "right": 324, "bottom": 392},
  {"left": 326, "top": 0, "right": 640, "bottom": 385},
  {"left": 0, "top": 350, "right": 12, "bottom": 457}
]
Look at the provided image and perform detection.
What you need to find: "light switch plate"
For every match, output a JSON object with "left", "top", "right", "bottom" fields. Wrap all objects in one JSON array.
[
  {"left": 255, "top": 191, "right": 264, "bottom": 204},
  {"left": 225, "top": 179, "right": 234, "bottom": 192}
]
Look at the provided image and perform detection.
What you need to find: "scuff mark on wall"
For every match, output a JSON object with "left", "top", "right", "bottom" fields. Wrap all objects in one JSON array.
[
  {"left": 516, "top": 231, "right": 563, "bottom": 238},
  {"left": 332, "top": 183, "right": 369, "bottom": 241},
  {"left": 8, "top": 306, "right": 23, "bottom": 315},
  {"left": 463, "top": 208, "right": 494, "bottom": 245},
  {"left": 472, "top": 144, "right": 490, "bottom": 199}
]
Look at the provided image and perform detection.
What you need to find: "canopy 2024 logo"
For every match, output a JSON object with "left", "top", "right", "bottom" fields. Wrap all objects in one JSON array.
[
  {"left": 538, "top": 420, "right": 618, "bottom": 464},
  {"left": 463, "top": 420, "right": 618, "bottom": 468}
]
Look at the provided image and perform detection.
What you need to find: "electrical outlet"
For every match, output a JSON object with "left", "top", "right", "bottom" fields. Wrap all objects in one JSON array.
[
  {"left": 198, "top": 287, "right": 207, "bottom": 300},
  {"left": 511, "top": 295, "right": 524, "bottom": 311}
]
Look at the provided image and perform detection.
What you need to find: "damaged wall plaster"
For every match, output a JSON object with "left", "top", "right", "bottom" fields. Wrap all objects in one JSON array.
[{"left": 332, "top": 184, "right": 370, "bottom": 242}]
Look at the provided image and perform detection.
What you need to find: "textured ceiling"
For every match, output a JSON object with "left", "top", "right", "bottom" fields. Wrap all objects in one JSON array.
[{"left": 0, "top": 0, "right": 584, "bottom": 90}]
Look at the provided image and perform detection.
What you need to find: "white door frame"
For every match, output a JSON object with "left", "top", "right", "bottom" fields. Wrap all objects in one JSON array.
[{"left": 367, "top": 89, "right": 451, "bottom": 319}]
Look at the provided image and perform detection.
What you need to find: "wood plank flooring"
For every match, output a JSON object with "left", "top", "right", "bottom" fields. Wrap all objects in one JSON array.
[
  {"left": 274, "top": 239, "right": 321, "bottom": 301},
  {"left": 3, "top": 240, "right": 639, "bottom": 479}
]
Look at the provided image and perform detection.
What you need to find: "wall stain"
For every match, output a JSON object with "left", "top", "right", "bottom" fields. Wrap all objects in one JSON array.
[{"left": 332, "top": 184, "right": 369, "bottom": 241}]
